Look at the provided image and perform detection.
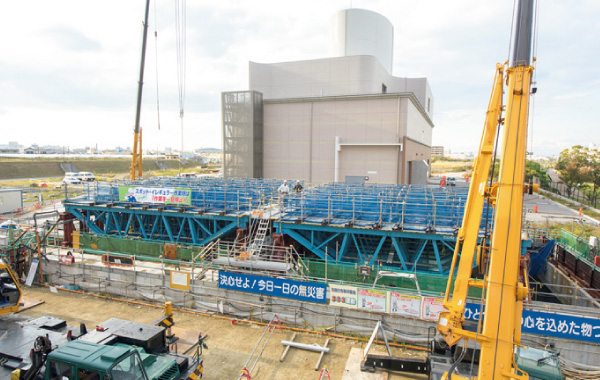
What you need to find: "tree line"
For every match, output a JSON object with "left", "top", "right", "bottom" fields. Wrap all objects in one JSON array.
[{"left": 556, "top": 145, "right": 600, "bottom": 199}]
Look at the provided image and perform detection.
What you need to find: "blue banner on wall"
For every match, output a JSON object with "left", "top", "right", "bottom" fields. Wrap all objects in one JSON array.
[
  {"left": 218, "top": 271, "right": 327, "bottom": 304},
  {"left": 464, "top": 303, "right": 600, "bottom": 344}
]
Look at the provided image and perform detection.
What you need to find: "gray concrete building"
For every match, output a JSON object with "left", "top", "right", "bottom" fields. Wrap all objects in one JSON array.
[
  {"left": 222, "top": 8, "right": 434, "bottom": 184},
  {"left": 431, "top": 146, "right": 444, "bottom": 156}
]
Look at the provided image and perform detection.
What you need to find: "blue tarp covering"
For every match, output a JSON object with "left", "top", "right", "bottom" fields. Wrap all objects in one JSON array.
[{"left": 528, "top": 240, "right": 556, "bottom": 277}]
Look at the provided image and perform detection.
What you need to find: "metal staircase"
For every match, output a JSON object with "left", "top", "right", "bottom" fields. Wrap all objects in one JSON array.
[{"left": 247, "top": 218, "right": 270, "bottom": 258}]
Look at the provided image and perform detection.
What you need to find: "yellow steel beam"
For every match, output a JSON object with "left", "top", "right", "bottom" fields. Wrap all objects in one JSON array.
[
  {"left": 477, "top": 64, "right": 533, "bottom": 380},
  {"left": 438, "top": 63, "right": 505, "bottom": 346},
  {"left": 130, "top": 130, "right": 143, "bottom": 180}
]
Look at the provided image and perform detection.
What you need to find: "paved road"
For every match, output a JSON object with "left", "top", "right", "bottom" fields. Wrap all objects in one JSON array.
[
  {"left": 430, "top": 175, "right": 599, "bottom": 226},
  {"left": 524, "top": 193, "right": 599, "bottom": 226}
]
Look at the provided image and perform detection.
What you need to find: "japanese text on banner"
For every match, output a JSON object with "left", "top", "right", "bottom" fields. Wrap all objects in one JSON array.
[
  {"left": 118, "top": 186, "right": 192, "bottom": 205},
  {"left": 464, "top": 303, "right": 600, "bottom": 344},
  {"left": 218, "top": 271, "right": 327, "bottom": 304}
]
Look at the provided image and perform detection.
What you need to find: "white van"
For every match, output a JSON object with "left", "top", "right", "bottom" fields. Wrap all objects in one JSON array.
[
  {"left": 77, "top": 172, "right": 96, "bottom": 182},
  {"left": 178, "top": 172, "right": 197, "bottom": 178},
  {"left": 62, "top": 175, "right": 81, "bottom": 185},
  {"left": 65, "top": 172, "right": 95, "bottom": 182}
]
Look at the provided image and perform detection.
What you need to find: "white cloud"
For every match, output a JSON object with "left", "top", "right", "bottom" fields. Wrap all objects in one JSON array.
[{"left": 0, "top": 0, "right": 598, "bottom": 156}]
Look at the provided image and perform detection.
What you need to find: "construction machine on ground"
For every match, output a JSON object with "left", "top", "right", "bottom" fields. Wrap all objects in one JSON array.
[
  {"left": 0, "top": 259, "right": 22, "bottom": 316},
  {"left": 2, "top": 302, "right": 205, "bottom": 380}
]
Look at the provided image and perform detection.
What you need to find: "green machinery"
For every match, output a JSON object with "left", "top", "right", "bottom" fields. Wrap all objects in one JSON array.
[{"left": 4, "top": 303, "right": 205, "bottom": 380}]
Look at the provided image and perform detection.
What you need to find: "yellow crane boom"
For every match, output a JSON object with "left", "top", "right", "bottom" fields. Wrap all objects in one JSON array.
[
  {"left": 436, "top": 0, "right": 536, "bottom": 379},
  {"left": 130, "top": 0, "right": 151, "bottom": 180}
]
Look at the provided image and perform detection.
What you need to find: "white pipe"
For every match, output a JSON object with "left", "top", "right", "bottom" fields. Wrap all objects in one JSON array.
[{"left": 281, "top": 340, "right": 330, "bottom": 353}]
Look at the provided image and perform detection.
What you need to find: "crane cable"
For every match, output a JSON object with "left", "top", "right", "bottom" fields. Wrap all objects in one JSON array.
[
  {"left": 174, "top": 0, "right": 186, "bottom": 161},
  {"left": 154, "top": 0, "right": 161, "bottom": 130}
]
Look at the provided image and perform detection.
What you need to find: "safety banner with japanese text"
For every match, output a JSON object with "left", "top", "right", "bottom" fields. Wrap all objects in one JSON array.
[
  {"left": 464, "top": 303, "right": 600, "bottom": 344},
  {"left": 357, "top": 288, "right": 387, "bottom": 312},
  {"left": 421, "top": 297, "right": 446, "bottom": 321},
  {"left": 218, "top": 271, "right": 327, "bottom": 304},
  {"left": 389, "top": 292, "right": 421, "bottom": 318},
  {"left": 329, "top": 284, "right": 358, "bottom": 308},
  {"left": 118, "top": 186, "right": 192, "bottom": 205}
]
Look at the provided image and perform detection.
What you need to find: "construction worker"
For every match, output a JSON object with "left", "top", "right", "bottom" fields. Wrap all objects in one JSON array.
[
  {"left": 293, "top": 180, "right": 303, "bottom": 193},
  {"left": 277, "top": 180, "right": 290, "bottom": 194}
]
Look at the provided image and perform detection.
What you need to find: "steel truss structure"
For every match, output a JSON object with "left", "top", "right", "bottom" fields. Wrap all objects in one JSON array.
[
  {"left": 63, "top": 179, "right": 492, "bottom": 274},
  {"left": 276, "top": 221, "right": 458, "bottom": 274},
  {"left": 65, "top": 203, "right": 247, "bottom": 246}
]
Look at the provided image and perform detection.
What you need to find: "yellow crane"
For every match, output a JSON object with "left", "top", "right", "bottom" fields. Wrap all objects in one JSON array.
[
  {"left": 0, "top": 259, "right": 22, "bottom": 316},
  {"left": 436, "top": 0, "right": 538, "bottom": 379},
  {"left": 130, "top": 0, "right": 151, "bottom": 180}
]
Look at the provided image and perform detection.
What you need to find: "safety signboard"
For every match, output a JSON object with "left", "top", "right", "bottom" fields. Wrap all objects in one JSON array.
[
  {"left": 421, "top": 297, "right": 446, "bottom": 321},
  {"left": 329, "top": 284, "right": 358, "bottom": 308},
  {"left": 218, "top": 271, "right": 327, "bottom": 304},
  {"left": 389, "top": 292, "right": 421, "bottom": 318},
  {"left": 464, "top": 302, "right": 600, "bottom": 344},
  {"left": 119, "top": 186, "right": 192, "bottom": 205},
  {"left": 357, "top": 288, "right": 387, "bottom": 312}
]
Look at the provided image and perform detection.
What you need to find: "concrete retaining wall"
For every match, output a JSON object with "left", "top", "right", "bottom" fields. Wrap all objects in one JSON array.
[
  {"left": 540, "top": 262, "right": 600, "bottom": 308},
  {"left": 42, "top": 256, "right": 600, "bottom": 366}
]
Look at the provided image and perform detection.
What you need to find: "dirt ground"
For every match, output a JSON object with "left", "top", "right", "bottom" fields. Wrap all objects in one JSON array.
[{"left": 19, "top": 286, "right": 427, "bottom": 380}]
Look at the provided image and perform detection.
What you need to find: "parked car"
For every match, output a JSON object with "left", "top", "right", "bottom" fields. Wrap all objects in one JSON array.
[
  {"left": 76, "top": 172, "right": 96, "bottom": 181},
  {"left": 178, "top": 172, "right": 197, "bottom": 178},
  {"left": 62, "top": 176, "right": 81, "bottom": 185},
  {"left": 447, "top": 177, "right": 456, "bottom": 186},
  {"left": 65, "top": 172, "right": 95, "bottom": 182}
]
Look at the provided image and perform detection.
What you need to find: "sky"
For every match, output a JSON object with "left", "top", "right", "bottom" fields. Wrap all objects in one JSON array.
[{"left": 0, "top": 1, "right": 598, "bottom": 156}]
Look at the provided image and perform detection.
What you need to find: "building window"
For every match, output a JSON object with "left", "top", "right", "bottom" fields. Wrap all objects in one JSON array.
[
  {"left": 382, "top": 83, "right": 387, "bottom": 94},
  {"left": 427, "top": 98, "right": 431, "bottom": 113}
]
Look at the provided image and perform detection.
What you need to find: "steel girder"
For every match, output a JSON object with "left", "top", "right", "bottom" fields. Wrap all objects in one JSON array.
[
  {"left": 65, "top": 203, "right": 246, "bottom": 246},
  {"left": 276, "top": 221, "right": 459, "bottom": 274}
]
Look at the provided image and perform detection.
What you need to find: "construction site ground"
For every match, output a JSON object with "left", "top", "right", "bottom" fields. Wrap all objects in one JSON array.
[{"left": 18, "top": 286, "right": 428, "bottom": 380}]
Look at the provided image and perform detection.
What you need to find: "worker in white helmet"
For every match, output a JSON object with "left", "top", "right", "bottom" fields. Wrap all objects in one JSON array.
[
  {"left": 293, "top": 180, "right": 303, "bottom": 193},
  {"left": 277, "top": 180, "right": 290, "bottom": 194}
]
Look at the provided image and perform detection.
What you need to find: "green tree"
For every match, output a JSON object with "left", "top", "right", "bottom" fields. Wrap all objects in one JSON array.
[
  {"left": 525, "top": 160, "right": 550, "bottom": 188},
  {"left": 556, "top": 145, "right": 591, "bottom": 196},
  {"left": 585, "top": 150, "right": 600, "bottom": 204}
]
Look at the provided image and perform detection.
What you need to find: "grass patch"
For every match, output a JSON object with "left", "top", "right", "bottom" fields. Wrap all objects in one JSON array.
[
  {"left": 530, "top": 221, "right": 600, "bottom": 241},
  {"left": 0, "top": 158, "right": 207, "bottom": 180},
  {"left": 430, "top": 159, "right": 473, "bottom": 174}
]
